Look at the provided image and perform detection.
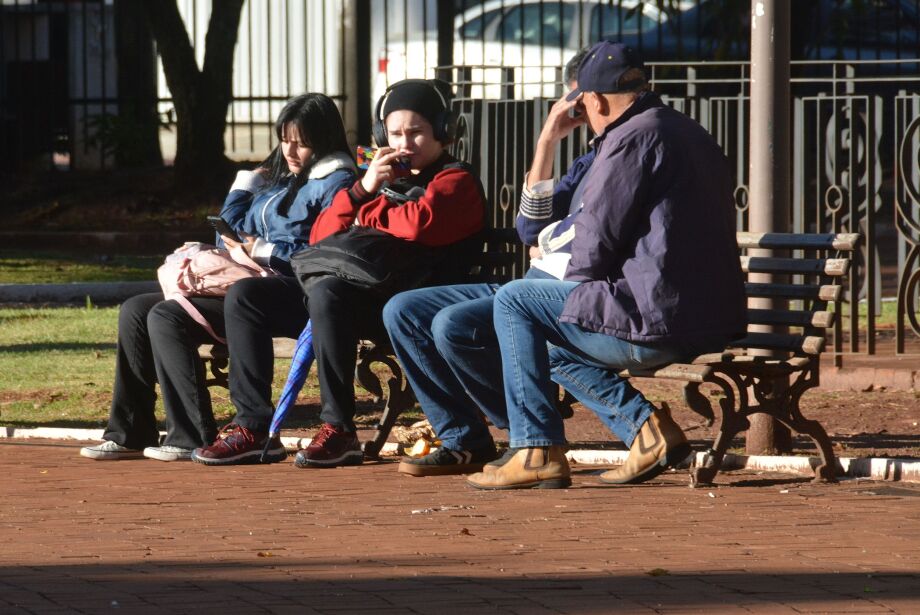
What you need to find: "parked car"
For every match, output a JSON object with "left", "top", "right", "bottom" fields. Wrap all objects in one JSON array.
[
  {"left": 373, "top": 0, "right": 694, "bottom": 101},
  {"left": 372, "top": 0, "right": 920, "bottom": 101}
]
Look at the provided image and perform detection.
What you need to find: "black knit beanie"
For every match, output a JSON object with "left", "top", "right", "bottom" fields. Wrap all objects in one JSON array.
[{"left": 381, "top": 79, "right": 451, "bottom": 136}]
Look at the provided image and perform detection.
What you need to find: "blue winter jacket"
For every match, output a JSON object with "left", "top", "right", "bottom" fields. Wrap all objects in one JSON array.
[
  {"left": 561, "top": 91, "right": 746, "bottom": 346},
  {"left": 219, "top": 151, "right": 356, "bottom": 274}
]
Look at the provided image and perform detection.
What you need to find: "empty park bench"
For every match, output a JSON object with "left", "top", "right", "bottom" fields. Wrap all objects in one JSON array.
[
  {"left": 599, "top": 231, "right": 860, "bottom": 485},
  {"left": 198, "top": 227, "right": 520, "bottom": 459}
]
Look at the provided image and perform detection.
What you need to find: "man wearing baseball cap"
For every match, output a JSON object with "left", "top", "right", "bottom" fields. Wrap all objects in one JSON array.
[{"left": 468, "top": 41, "right": 747, "bottom": 490}]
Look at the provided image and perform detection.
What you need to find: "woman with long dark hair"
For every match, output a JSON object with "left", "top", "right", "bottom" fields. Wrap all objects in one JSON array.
[{"left": 81, "top": 93, "right": 356, "bottom": 463}]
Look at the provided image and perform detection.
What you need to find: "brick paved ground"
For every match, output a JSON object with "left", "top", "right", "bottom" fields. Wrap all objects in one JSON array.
[{"left": 2, "top": 439, "right": 919, "bottom": 614}]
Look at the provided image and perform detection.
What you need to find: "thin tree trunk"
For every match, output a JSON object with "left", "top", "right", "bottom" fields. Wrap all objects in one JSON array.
[
  {"left": 140, "top": 0, "right": 244, "bottom": 186},
  {"left": 115, "top": 0, "right": 162, "bottom": 167}
]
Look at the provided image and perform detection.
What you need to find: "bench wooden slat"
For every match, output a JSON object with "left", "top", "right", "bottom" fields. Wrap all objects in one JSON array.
[
  {"left": 619, "top": 363, "right": 712, "bottom": 383},
  {"left": 690, "top": 352, "right": 813, "bottom": 376},
  {"left": 741, "top": 256, "right": 850, "bottom": 276},
  {"left": 737, "top": 232, "right": 860, "bottom": 251},
  {"left": 482, "top": 228, "right": 520, "bottom": 244},
  {"left": 747, "top": 308, "right": 835, "bottom": 329},
  {"left": 200, "top": 338, "right": 296, "bottom": 361},
  {"left": 744, "top": 282, "right": 841, "bottom": 302},
  {"left": 474, "top": 252, "right": 518, "bottom": 268},
  {"left": 728, "top": 332, "right": 825, "bottom": 355}
]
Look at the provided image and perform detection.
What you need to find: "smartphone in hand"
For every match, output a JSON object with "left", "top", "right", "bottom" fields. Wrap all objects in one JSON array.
[
  {"left": 356, "top": 145, "right": 411, "bottom": 174},
  {"left": 207, "top": 216, "right": 241, "bottom": 242}
]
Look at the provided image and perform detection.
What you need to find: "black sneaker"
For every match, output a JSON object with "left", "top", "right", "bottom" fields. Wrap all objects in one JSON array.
[{"left": 398, "top": 444, "right": 498, "bottom": 477}]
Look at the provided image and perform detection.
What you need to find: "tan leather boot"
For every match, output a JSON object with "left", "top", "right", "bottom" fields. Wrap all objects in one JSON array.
[
  {"left": 481, "top": 447, "right": 517, "bottom": 474},
  {"left": 467, "top": 446, "right": 571, "bottom": 490},
  {"left": 599, "top": 403, "right": 691, "bottom": 485}
]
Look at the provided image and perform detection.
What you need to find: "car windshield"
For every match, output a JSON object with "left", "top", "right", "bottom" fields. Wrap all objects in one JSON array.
[
  {"left": 499, "top": 3, "right": 577, "bottom": 46},
  {"left": 590, "top": 4, "right": 662, "bottom": 40}
]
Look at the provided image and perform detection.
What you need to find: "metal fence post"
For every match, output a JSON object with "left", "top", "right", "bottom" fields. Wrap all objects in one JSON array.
[{"left": 747, "top": 0, "right": 793, "bottom": 454}]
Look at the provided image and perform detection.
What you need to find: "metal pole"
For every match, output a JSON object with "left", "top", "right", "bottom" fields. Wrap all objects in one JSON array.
[
  {"left": 747, "top": 0, "right": 792, "bottom": 454},
  {"left": 343, "top": 0, "right": 371, "bottom": 148}
]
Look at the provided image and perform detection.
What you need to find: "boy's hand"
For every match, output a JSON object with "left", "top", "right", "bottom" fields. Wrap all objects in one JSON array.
[{"left": 360, "top": 147, "right": 410, "bottom": 194}]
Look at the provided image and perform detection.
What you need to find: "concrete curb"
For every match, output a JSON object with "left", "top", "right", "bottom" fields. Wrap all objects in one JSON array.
[
  {"left": 4, "top": 426, "right": 918, "bottom": 483},
  {"left": 820, "top": 366, "right": 918, "bottom": 392},
  {"left": 0, "top": 281, "right": 160, "bottom": 304}
]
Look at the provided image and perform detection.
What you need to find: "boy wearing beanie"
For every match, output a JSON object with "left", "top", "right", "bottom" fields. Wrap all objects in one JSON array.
[{"left": 293, "top": 80, "right": 487, "bottom": 467}]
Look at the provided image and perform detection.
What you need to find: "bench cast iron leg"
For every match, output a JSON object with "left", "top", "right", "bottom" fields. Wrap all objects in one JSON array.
[
  {"left": 691, "top": 373, "right": 748, "bottom": 487},
  {"left": 354, "top": 343, "right": 416, "bottom": 460},
  {"left": 776, "top": 372, "right": 840, "bottom": 483}
]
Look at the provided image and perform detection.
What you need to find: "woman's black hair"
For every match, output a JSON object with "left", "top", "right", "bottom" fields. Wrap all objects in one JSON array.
[{"left": 260, "top": 93, "right": 353, "bottom": 215}]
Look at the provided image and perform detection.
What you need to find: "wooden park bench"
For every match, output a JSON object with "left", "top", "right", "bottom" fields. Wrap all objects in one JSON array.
[
  {"left": 198, "top": 227, "right": 521, "bottom": 459},
  {"left": 599, "top": 231, "right": 860, "bottom": 485}
]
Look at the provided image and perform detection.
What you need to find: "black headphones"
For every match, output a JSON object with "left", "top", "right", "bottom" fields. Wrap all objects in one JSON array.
[{"left": 372, "top": 78, "right": 458, "bottom": 147}]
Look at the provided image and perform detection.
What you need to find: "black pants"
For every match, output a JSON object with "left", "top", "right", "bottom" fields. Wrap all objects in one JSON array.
[
  {"left": 105, "top": 276, "right": 308, "bottom": 448},
  {"left": 105, "top": 292, "right": 224, "bottom": 450},
  {"left": 304, "top": 276, "right": 388, "bottom": 431},
  {"left": 225, "top": 276, "right": 308, "bottom": 431},
  {"left": 106, "top": 275, "right": 386, "bottom": 443}
]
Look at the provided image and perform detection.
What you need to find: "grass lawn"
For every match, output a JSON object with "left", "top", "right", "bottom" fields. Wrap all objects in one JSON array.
[
  {"left": 0, "top": 250, "right": 160, "bottom": 284},
  {"left": 0, "top": 305, "right": 324, "bottom": 429},
  {"left": 0, "top": 305, "right": 420, "bottom": 431}
]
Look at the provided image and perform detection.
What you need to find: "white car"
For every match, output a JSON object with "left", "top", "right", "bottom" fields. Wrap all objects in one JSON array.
[{"left": 372, "top": 0, "right": 687, "bottom": 102}]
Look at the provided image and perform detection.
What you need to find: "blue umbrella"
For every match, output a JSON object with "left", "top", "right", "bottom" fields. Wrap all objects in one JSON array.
[{"left": 261, "top": 320, "right": 314, "bottom": 461}]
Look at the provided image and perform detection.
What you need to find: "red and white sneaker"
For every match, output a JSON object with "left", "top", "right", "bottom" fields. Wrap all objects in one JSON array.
[
  {"left": 190, "top": 424, "right": 286, "bottom": 466},
  {"left": 293, "top": 423, "right": 363, "bottom": 468}
]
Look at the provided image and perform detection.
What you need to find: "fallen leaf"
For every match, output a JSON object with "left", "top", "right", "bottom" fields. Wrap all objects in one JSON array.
[
  {"left": 459, "top": 528, "right": 472, "bottom": 536},
  {"left": 257, "top": 551, "right": 277, "bottom": 558},
  {"left": 646, "top": 568, "right": 669, "bottom": 577}
]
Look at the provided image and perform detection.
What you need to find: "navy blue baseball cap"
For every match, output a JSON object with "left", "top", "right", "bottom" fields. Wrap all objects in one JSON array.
[{"left": 565, "top": 41, "right": 646, "bottom": 101}]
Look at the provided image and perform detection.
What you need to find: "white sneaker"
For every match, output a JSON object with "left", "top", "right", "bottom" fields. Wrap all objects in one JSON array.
[
  {"left": 80, "top": 440, "right": 145, "bottom": 460},
  {"left": 143, "top": 445, "right": 193, "bottom": 462}
]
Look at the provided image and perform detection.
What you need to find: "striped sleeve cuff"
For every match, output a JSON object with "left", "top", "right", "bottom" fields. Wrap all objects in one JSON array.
[
  {"left": 347, "top": 179, "right": 373, "bottom": 204},
  {"left": 518, "top": 173, "right": 555, "bottom": 220}
]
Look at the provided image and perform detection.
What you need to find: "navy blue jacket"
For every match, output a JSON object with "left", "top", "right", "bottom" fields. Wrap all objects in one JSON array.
[{"left": 561, "top": 92, "right": 746, "bottom": 345}]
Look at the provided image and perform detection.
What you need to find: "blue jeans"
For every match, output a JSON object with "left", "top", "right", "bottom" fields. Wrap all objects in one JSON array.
[
  {"left": 493, "top": 279, "right": 716, "bottom": 448},
  {"left": 383, "top": 283, "right": 504, "bottom": 451}
]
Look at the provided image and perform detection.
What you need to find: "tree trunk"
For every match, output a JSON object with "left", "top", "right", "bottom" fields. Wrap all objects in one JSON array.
[
  {"left": 140, "top": 0, "right": 244, "bottom": 187},
  {"left": 114, "top": 0, "right": 162, "bottom": 167}
]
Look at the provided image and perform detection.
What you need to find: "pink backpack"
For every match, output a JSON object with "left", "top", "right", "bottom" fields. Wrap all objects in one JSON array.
[{"left": 157, "top": 242, "right": 275, "bottom": 343}]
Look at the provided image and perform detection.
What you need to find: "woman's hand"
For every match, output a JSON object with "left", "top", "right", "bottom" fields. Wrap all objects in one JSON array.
[
  {"left": 222, "top": 231, "right": 256, "bottom": 255},
  {"left": 360, "top": 147, "right": 410, "bottom": 195},
  {"left": 529, "top": 245, "right": 543, "bottom": 260}
]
